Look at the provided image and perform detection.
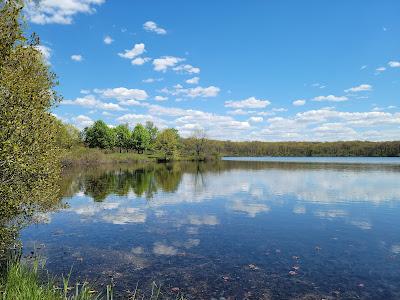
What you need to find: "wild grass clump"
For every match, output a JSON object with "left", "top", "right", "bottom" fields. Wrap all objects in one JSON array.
[
  {"left": 0, "top": 257, "right": 107, "bottom": 300},
  {"left": 0, "top": 256, "right": 186, "bottom": 300}
]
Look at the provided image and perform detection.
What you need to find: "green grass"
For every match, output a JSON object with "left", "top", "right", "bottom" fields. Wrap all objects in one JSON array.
[
  {"left": 61, "top": 147, "right": 156, "bottom": 167},
  {"left": 0, "top": 258, "right": 104, "bottom": 300},
  {"left": 61, "top": 146, "right": 217, "bottom": 167},
  {"left": 0, "top": 258, "right": 185, "bottom": 300}
]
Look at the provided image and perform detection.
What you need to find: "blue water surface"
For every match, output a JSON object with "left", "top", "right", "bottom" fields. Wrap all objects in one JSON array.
[{"left": 21, "top": 160, "right": 400, "bottom": 299}]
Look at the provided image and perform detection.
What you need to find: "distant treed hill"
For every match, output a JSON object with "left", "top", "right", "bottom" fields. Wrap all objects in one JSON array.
[{"left": 181, "top": 140, "right": 400, "bottom": 157}]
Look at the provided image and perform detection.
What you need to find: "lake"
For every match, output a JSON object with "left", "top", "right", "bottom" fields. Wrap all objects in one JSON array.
[{"left": 20, "top": 159, "right": 400, "bottom": 299}]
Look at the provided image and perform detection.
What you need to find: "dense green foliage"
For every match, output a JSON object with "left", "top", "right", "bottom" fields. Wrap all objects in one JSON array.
[
  {"left": 156, "top": 129, "right": 180, "bottom": 160},
  {"left": 83, "top": 120, "right": 115, "bottom": 149},
  {"left": 55, "top": 120, "right": 82, "bottom": 150},
  {"left": 0, "top": 0, "right": 62, "bottom": 260},
  {"left": 180, "top": 139, "right": 400, "bottom": 157},
  {"left": 145, "top": 121, "right": 159, "bottom": 150},
  {"left": 82, "top": 120, "right": 182, "bottom": 160},
  {"left": 113, "top": 124, "right": 131, "bottom": 153},
  {"left": 131, "top": 124, "right": 151, "bottom": 154}
]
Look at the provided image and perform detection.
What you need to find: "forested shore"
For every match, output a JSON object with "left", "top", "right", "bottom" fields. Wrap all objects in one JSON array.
[
  {"left": 57, "top": 119, "right": 400, "bottom": 166},
  {"left": 196, "top": 140, "right": 400, "bottom": 157}
]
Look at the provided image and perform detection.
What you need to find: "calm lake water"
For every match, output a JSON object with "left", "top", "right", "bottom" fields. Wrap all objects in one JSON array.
[{"left": 20, "top": 159, "right": 400, "bottom": 299}]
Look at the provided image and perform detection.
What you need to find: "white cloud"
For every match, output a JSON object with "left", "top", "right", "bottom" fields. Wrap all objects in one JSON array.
[
  {"left": 173, "top": 64, "right": 200, "bottom": 74},
  {"left": 142, "top": 78, "right": 163, "bottom": 83},
  {"left": 186, "top": 77, "right": 200, "bottom": 84},
  {"left": 25, "top": 0, "right": 105, "bottom": 25},
  {"left": 372, "top": 105, "right": 397, "bottom": 112},
  {"left": 257, "top": 111, "right": 275, "bottom": 116},
  {"left": 272, "top": 108, "right": 287, "bottom": 112},
  {"left": 96, "top": 87, "right": 148, "bottom": 101},
  {"left": 63, "top": 95, "right": 125, "bottom": 111},
  {"left": 103, "top": 35, "right": 113, "bottom": 45},
  {"left": 248, "top": 116, "right": 263, "bottom": 123},
  {"left": 154, "top": 96, "right": 168, "bottom": 101},
  {"left": 71, "top": 54, "right": 83, "bottom": 61},
  {"left": 376, "top": 67, "right": 386, "bottom": 73},
  {"left": 225, "top": 97, "right": 271, "bottom": 109},
  {"left": 73, "top": 114, "right": 94, "bottom": 129},
  {"left": 259, "top": 108, "right": 400, "bottom": 141},
  {"left": 293, "top": 99, "right": 306, "bottom": 106},
  {"left": 147, "top": 104, "right": 251, "bottom": 139},
  {"left": 65, "top": 95, "right": 96, "bottom": 106},
  {"left": 117, "top": 113, "right": 167, "bottom": 128},
  {"left": 184, "top": 86, "right": 219, "bottom": 98},
  {"left": 161, "top": 85, "right": 220, "bottom": 98},
  {"left": 227, "top": 109, "right": 249, "bottom": 115},
  {"left": 344, "top": 84, "right": 372, "bottom": 93},
  {"left": 118, "top": 43, "right": 145, "bottom": 59},
  {"left": 153, "top": 56, "right": 185, "bottom": 72},
  {"left": 312, "top": 95, "right": 348, "bottom": 102},
  {"left": 34, "top": 45, "right": 52, "bottom": 63},
  {"left": 311, "top": 83, "right": 326, "bottom": 89},
  {"left": 388, "top": 61, "right": 400, "bottom": 68},
  {"left": 131, "top": 57, "right": 151, "bottom": 66},
  {"left": 143, "top": 21, "right": 167, "bottom": 35}
]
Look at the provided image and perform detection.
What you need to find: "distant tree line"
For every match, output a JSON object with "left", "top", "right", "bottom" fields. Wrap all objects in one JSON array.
[
  {"left": 57, "top": 119, "right": 400, "bottom": 159},
  {"left": 181, "top": 139, "right": 400, "bottom": 157}
]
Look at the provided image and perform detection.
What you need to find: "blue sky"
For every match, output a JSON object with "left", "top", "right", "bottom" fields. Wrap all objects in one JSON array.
[{"left": 26, "top": 0, "right": 400, "bottom": 141}]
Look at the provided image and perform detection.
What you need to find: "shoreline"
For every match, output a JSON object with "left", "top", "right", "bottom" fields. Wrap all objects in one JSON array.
[{"left": 61, "top": 147, "right": 218, "bottom": 168}]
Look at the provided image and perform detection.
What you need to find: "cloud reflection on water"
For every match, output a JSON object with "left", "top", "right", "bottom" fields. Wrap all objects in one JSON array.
[{"left": 64, "top": 163, "right": 400, "bottom": 230}]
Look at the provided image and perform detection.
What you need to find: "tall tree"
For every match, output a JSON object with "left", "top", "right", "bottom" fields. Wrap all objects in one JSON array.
[
  {"left": 83, "top": 120, "right": 115, "bottom": 149},
  {"left": 190, "top": 129, "right": 207, "bottom": 159},
  {"left": 55, "top": 120, "right": 82, "bottom": 149},
  {"left": 0, "top": 0, "right": 62, "bottom": 259},
  {"left": 145, "top": 121, "right": 158, "bottom": 150},
  {"left": 114, "top": 124, "right": 131, "bottom": 153},
  {"left": 156, "top": 128, "right": 180, "bottom": 160},
  {"left": 131, "top": 123, "right": 150, "bottom": 154}
]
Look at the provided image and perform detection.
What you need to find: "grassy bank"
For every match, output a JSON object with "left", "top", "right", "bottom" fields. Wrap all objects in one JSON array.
[
  {"left": 61, "top": 147, "right": 220, "bottom": 167},
  {"left": 61, "top": 147, "right": 156, "bottom": 167},
  {"left": 0, "top": 257, "right": 185, "bottom": 300}
]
